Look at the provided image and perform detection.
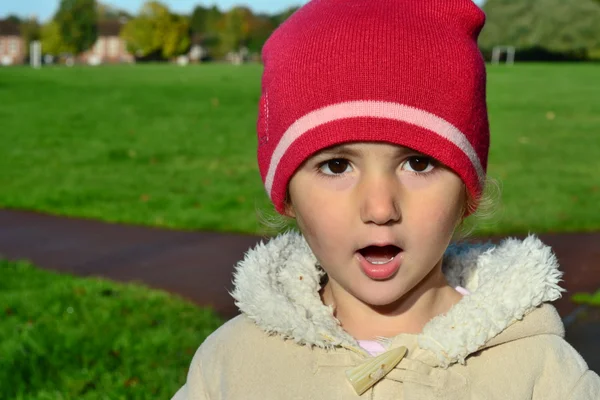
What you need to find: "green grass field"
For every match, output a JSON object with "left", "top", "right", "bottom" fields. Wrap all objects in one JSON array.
[
  {"left": 0, "top": 259, "right": 222, "bottom": 399},
  {"left": 1, "top": 63, "right": 599, "bottom": 235}
]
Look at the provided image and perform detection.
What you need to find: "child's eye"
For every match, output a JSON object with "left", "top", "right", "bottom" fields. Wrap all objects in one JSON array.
[
  {"left": 402, "top": 156, "right": 435, "bottom": 173},
  {"left": 319, "top": 159, "right": 353, "bottom": 176}
]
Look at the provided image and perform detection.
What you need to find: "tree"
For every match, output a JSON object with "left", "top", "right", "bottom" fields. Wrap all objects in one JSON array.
[
  {"left": 189, "top": 5, "right": 224, "bottom": 58},
  {"left": 97, "top": 2, "right": 132, "bottom": 21},
  {"left": 270, "top": 6, "right": 300, "bottom": 26},
  {"left": 120, "top": 1, "right": 189, "bottom": 59},
  {"left": 190, "top": 5, "right": 209, "bottom": 34},
  {"left": 163, "top": 14, "right": 190, "bottom": 58},
  {"left": 20, "top": 17, "right": 42, "bottom": 58},
  {"left": 205, "top": 6, "right": 224, "bottom": 33},
  {"left": 246, "top": 14, "right": 276, "bottom": 54},
  {"left": 219, "top": 6, "right": 253, "bottom": 53},
  {"left": 479, "top": 0, "right": 600, "bottom": 56},
  {"left": 191, "top": 5, "right": 298, "bottom": 60},
  {"left": 54, "top": 0, "right": 98, "bottom": 54},
  {"left": 41, "top": 21, "right": 74, "bottom": 55},
  {"left": 5, "top": 15, "right": 22, "bottom": 25}
]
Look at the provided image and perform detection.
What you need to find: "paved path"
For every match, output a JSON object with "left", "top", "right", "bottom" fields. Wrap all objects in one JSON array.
[
  {"left": 1, "top": 209, "right": 599, "bottom": 371},
  {"left": 2, "top": 209, "right": 598, "bottom": 318}
]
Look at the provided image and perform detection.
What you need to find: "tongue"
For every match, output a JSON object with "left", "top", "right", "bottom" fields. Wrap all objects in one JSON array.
[{"left": 361, "top": 245, "right": 400, "bottom": 264}]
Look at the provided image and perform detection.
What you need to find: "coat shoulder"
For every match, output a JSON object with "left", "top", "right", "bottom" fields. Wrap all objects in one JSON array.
[
  {"left": 529, "top": 333, "right": 589, "bottom": 374},
  {"left": 527, "top": 334, "right": 597, "bottom": 399},
  {"left": 184, "top": 314, "right": 323, "bottom": 400},
  {"left": 184, "top": 314, "right": 273, "bottom": 398},
  {"left": 469, "top": 332, "right": 593, "bottom": 399},
  {"left": 195, "top": 314, "right": 267, "bottom": 363}
]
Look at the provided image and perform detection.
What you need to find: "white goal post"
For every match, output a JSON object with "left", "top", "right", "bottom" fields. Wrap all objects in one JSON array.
[
  {"left": 30, "top": 40, "right": 41, "bottom": 68},
  {"left": 491, "top": 46, "right": 516, "bottom": 65}
]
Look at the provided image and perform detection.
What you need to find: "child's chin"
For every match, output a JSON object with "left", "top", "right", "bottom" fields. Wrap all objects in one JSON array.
[{"left": 359, "top": 290, "right": 407, "bottom": 309}]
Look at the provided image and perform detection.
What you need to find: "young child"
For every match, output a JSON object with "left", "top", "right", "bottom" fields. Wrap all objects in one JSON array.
[{"left": 173, "top": 0, "right": 600, "bottom": 398}]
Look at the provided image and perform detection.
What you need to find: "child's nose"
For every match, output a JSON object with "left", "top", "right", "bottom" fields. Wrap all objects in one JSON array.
[{"left": 359, "top": 174, "right": 401, "bottom": 226}]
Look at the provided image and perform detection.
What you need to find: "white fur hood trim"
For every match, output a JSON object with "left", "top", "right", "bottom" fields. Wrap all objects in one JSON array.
[{"left": 231, "top": 232, "right": 564, "bottom": 366}]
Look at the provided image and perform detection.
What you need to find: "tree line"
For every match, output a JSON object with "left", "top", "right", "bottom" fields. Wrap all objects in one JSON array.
[
  {"left": 479, "top": 0, "right": 600, "bottom": 60},
  {"left": 6, "top": 0, "right": 299, "bottom": 61}
]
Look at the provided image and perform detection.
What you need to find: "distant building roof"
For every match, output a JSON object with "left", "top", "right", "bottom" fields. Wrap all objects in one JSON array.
[
  {"left": 0, "top": 19, "right": 20, "bottom": 36},
  {"left": 98, "top": 20, "right": 123, "bottom": 36}
]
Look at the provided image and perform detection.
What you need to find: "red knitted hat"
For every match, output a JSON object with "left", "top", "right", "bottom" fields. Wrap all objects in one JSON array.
[{"left": 257, "top": 0, "right": 489, "bottom": 214}]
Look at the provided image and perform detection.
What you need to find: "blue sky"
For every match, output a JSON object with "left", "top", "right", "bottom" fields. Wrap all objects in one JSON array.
[
  {"left": 1, "top": 0, "right": 484, "bottom": 22},
  {"left": 0, "top": 1, "right": 309, "bottom": 21}
]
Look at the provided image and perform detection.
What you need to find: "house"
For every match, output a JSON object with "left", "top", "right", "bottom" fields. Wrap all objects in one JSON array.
[
  {"left": 0, "top": 19, "right": 26, "bottom": 66},
  {"left": 80, "top": 20, "right": 134, "bottom": 65}
]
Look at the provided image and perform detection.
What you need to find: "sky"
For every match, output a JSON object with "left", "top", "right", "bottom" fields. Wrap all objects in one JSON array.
[
  {"left": 0, "top": 0, "right": 309, "bottom": 21},
  {"left": 1, "top": 0, "right": 484, "bottom": 22}
]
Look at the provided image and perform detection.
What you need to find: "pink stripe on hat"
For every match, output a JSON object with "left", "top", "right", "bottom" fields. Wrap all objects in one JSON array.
[{"left": 264, "top": 101, "right": 485, "bottom": 200}]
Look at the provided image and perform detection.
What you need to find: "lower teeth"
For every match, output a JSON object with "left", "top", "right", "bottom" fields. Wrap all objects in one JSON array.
[{"left": 367, "top": 258, "right": 393, "bottom": 265}]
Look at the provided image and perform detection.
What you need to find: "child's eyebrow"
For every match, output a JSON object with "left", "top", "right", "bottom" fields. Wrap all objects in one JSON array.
[
  {"left": 317, "top": 145, "right": 363, "bottom": 158},
  {"left": 317, "top": 144, "right": 418, "bottom": 158}
]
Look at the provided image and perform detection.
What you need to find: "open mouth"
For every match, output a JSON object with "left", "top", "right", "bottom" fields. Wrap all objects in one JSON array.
[{"left": 358, "top": 245, "right": 403, "bottom": 265}]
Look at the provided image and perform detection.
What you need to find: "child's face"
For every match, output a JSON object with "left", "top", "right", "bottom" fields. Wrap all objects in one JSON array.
[{"left": 286, "top": 142, "right": 465, "bottom": 308}]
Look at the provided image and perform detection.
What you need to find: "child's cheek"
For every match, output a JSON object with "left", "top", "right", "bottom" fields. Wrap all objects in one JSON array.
[{"left": 400, "top": 173, "right": 464, "bottom": 227}]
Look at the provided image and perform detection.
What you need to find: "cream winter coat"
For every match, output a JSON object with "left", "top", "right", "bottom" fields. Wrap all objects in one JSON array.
[{"left": 172, "top": 233, "right": 600, "bottom": 399}]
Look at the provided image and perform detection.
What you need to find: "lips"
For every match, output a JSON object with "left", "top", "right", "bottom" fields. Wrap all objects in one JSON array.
[{"left": 357, "top": 245, "right": 403, "bottom": 280}]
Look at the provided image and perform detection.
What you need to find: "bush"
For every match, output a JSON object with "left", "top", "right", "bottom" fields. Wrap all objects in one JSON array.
[
  {"left": 480, "top": 46, "right": 591, "bottom": 63},
  {"left": 572, "top": 290, "right": 600, "bottom": 307}
]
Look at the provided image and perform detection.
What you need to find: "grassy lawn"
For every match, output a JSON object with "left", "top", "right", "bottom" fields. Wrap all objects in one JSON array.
[
  {"left": 0, "top": 63, "right": 599, "bottom": 235},
  {"left": 0, "top": 259, "right": 222, "bottom": 399},
  {"left": 573, "top": 290, "right": 600, "bottom": 307}
]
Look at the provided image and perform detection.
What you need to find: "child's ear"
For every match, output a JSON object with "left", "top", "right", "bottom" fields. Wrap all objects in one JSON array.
[
  {"left": 284, "top": 202, "right": 296, "bottom": 219},
  {"left": 282, "top": 191, "right": 296, "bottom": 218}
]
